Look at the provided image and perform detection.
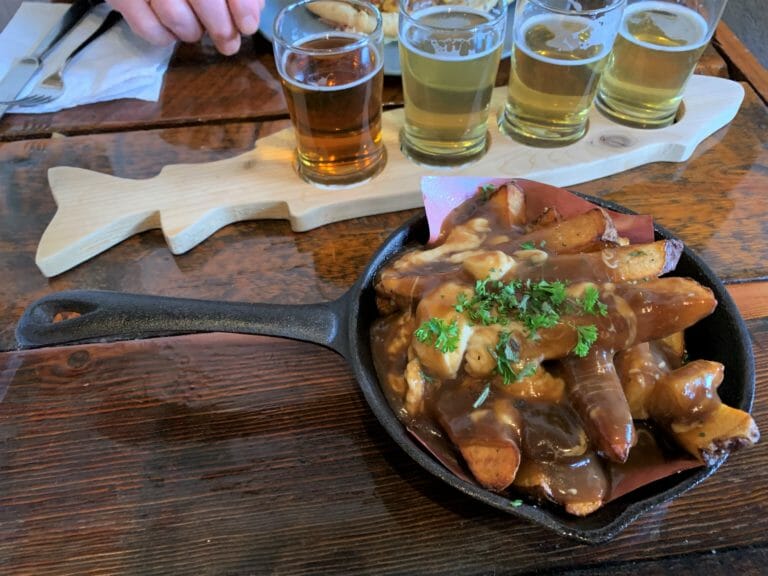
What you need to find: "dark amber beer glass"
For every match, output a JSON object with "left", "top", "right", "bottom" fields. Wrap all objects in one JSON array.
[{"left": 273, "top": 0, "right": 386, "bottom": 187}]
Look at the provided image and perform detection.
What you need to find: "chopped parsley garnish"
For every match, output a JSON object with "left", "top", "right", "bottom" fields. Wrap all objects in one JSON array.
[
  {"left": 581, "top": 285, "right": 608, "bottom": 316},
  {"left": 494, "top": 331, "right": 520, "bottom": 384},
  {"left": 573, "top": 324, "right": 599, "bottom": 357},
  {"left": 510, "top": 499, "right": 524, "bottom": 507},
  {"left": 479, "top": 184, "right": 496, "bottom": 200},
  {"left": 414, "top": 318, "right": 460, "bottom": 353},
  {"left": 520, "top": 241, "right": 536, "bottom": 250},
  {"left": 473, "top": 383, "right": 491, "bottom": 409},
  {"left": 493, "top": 331, "right": 539, "bottom": 385}
]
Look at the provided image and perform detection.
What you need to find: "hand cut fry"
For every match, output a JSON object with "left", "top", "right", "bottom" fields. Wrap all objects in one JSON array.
[
  {"left": 459, "top": 444, "right": 521, "bottom": 492},
  {"left": 648, "top": 360, "right": 760, "bottom": 465},
  {"left": 614, "top": 342, "right": 667, "bottom": 420},
  {"left": 648, "top": 359, "right": 724, "bottom": 423},
  {"left": 515, "top": 239, "right": 684, "bottom": 284},
  {"left": 507, "top": 278, "right": 717, "bottom": 361},
  {"left": 499, "top": 208, "right": 619, "bottom": 255},
  {"left": 672, "top": 404, "right": 760, "bottom": 466},
  {"left": 562, "top": 348, "right": 636, "bottom": 463},
  {"left": 437, "top": 394, "right": 523, "bottom": 491},
  {"left": 513, "top": 454, "right": 607, "bottom": 516},
  {"left": 438, "top": 183, "right": 527, "bottom": 239}
]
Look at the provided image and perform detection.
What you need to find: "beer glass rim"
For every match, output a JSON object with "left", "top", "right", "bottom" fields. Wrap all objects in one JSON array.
[
  {"left": 399, "top": 0, "right": 508, "bottom": 30},
  {"left": 273, "top": 0, "right": 384, "bottom": 55},
  {"left": 525, "top": 0, "right": 626, "bottom": 16}
]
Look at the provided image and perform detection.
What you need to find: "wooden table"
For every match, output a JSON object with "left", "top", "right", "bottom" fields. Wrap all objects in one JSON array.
[{"left": 0, "top": 11, "right": 767, "bottom": 575}]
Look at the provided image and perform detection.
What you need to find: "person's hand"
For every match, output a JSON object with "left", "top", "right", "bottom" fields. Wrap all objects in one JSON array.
[{"left": 108, "top": 0, "right": 266, "bottom": 55}]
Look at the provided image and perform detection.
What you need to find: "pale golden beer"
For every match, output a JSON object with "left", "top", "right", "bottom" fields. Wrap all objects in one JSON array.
[
  {"left": 500, "top": 0, "right": 624, "bottom": 147},
  {"left": 596, "top": 1, "right": 717, "bottom": 128},
  {"left": 274, "top": 0, "right": 386, "bottom": 186},
  {"left": 399, "top": 1, "right": 506, "bottom": 166}
]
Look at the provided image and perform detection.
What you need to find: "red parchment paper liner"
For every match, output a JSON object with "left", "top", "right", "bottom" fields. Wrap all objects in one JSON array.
[{"left": 414, "top": 176, "right": 702, "bottom": 506}]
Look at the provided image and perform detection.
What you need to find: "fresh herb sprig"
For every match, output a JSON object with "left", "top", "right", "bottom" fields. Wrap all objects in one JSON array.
[
  {"left": 573, "top": 324, "right": 599, "bottom": 358},
  {"left": 414, "top": 318, "right": 460, "bottom": 353},
  {"left": 494, "top": 331, "right": 539, "bottom": 385},
  {"left": 581, "top": 284, "right": 608, "bottom": 316}
]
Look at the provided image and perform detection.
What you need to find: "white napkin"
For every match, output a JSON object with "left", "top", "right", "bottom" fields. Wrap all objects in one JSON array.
[{"left": 0, "top": 2, "right": 176, "bottom": 114}]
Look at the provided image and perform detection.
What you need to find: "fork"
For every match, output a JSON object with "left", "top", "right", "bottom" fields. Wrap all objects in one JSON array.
[{"left": 0, "top": 10, "right": 123, "bottom": 108}]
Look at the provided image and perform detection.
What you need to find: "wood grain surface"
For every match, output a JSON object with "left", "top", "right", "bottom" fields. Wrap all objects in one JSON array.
[
  {"left": 715, "top": 22, "right": 768, "bottom": 104},
  {"left": 728, "top": 282, "right": 768, "bottom": 321}
]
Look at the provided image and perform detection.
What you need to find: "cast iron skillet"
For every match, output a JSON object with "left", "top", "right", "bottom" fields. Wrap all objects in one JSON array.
[{"left": 15, "top": 195, "right": 755, "bottom": 544}]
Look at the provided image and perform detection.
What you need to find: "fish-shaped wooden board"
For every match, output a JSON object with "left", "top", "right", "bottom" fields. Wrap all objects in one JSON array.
[{"left": 38, "top": 75, "right": 743, "bottom": 277}]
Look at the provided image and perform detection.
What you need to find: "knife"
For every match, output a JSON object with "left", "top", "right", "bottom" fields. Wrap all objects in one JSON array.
[{"left": 0, "top": 0, "right": 105, "bottom": 121}]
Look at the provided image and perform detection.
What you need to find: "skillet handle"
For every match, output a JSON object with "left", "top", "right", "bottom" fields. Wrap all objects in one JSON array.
[{"left": 15, "top": 289, "right": 348, "bottom": 355}]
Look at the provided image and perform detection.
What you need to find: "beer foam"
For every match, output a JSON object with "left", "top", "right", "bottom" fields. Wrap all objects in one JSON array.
[
  {"left": 401, "top": 6, "right": 503, "bottom": 61},
  {"left": 620, "top": 1, "right": 709, "bottom": 52},
  {"left": 515, "top": 14, "right": 613, "bottom": 66},
  {"left": 280, "top": 32, "right": 383, "bottom": 92}
]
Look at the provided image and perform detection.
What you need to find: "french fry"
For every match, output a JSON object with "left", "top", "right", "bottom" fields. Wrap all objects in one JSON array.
[
  {"left": 485, "top": 182, "right": 527, "bottom": 230},
  {"left": 517, "top": 239, "right": 684, "bottom": 283},
  {"left": 510, "top": 278, "right": 717, "bottom": 361},
  {"left": 561, "top": 348, "right": 636, "bottom": 463},
  {"left": 655, "top": 332, "right": 686, "bottom": 369},
  {"left": 437, "top": 395, "right": 523, "bottom": 491},
  {"left": 459, "top": 444, "right": 521, "bottom": 492},
  {"left": 513, "top": 455, "right": 607, "bottom": 516},
  {"left": 500, "top": 208, "right": 619, "bottom": 255},
  {"left": 614, "top": 342, "right": 666, "bottom": 420},
  {"left": 648, "top": 360, "right": 760, "bottom": 465},
  {"left": 647, "top": 360, "right": 724, "bottom": 423},
  {"left": 672, "top": 404, "right": 760, "bottom": 465}
]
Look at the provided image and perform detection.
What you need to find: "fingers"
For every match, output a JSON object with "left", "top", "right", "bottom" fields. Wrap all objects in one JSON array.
[
  {"left": 228, "top": 0, "right": 266, "bottom": 35},
  {"left": 110, "top": 0, "right": 266, "bottom": 55},
  {"left": 189, "top": 0, "right": 240, "bottom": 55},
  {"left": 148, "top": 0, "right": 205, "bottom": 43},
  {"left": 107, "top": 0, "right": 177, "bottom": 46}
]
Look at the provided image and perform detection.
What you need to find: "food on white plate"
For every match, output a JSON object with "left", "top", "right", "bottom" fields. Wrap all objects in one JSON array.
[
  {"left": 370, "top": 181, "right": 759, "bottom": 515},
  {"left": 308, "top": 0, "right": 501, "bottom": 42}
]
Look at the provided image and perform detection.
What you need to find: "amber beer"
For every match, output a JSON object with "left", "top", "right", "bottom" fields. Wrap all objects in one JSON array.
[
  {"left": 500, "top": 0, "right": 624, "bottom": 147},
  {"left": 399, "top": 3, "right": 505, "bottom": 165},
  {"left": 596, "top": 1, "right": 715, "bottom": 128},
  {"left": 273, "top": 0, "right": 385, "bottom": 186},
  {"left": 280, "top": 34, "right": 385, "bottom": 185}
]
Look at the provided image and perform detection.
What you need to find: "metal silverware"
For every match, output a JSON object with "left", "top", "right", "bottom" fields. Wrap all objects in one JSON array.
[
  {"left": 0, "top": 10, "right": 123, "bottom": 108},
  {"left": 0, "top": 0, "right": 104, "bottom": 121}
]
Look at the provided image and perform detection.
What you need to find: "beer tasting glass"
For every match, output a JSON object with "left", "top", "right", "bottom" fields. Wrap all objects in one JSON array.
[
  {"left": 273, "top": 0, "right": 386, "bottom": 187},
  {"left": 399, "top": 0, "right": 507, "bottom": 166},
  {"left": 500, "top": 0, "right": 626, "bottom": 146},
  {"left": 596, "top": 0, "right": 728, "bottom": 128}
]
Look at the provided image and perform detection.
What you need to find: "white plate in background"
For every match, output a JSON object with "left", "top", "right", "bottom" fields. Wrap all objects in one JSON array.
[{"left": 258, "top": 0, "right": 515, "bottom": 76}]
